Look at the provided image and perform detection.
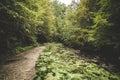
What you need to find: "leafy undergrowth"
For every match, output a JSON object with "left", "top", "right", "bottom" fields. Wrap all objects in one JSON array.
[
  {"left": 15, "top": 43, "right": 39, "bottom": 55},
  {"left": 35, "top": 43, "right": 120, "bottom": 80}
]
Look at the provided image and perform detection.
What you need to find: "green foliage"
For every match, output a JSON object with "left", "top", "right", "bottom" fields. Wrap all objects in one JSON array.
[
  {"left": 1, "top": 0, "right": 120, "bottom": 67},
  {"left": 14, "top": 43, "right": 38, "bottom": 54},
  {"left": 50, "top": 0, "right": 66, "bottom": 42},
  {"left": 60, "top": 27, "right": 86, "bottom": 48},
  {"left": 71, "top": 0, "right": 120, "bottom": 59},
  {"left": 0, "top": 0, "right": 55, "bottom": 55},
  {"left": 35, "top": 43, "right": 120, "bottom": 80},
  {"left": 87, "top": 0, "right": 120, "bottom": 60},
  {"left": 51, "top": 0, "right": 87, "bottom": 48}
]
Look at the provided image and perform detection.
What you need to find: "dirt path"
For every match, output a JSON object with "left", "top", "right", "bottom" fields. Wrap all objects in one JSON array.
[{"left": 0, "top": 46, "right": 45, "bottom": 80}]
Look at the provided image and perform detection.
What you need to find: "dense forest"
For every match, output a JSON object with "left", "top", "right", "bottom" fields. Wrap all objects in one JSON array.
[{"left": 0, "top": 0, "right": 120, "bottom": 80}]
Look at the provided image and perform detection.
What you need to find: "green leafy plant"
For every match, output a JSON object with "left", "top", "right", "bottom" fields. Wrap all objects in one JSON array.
[{"left": 35, "top": 43, "right": 120, "bottom": 80}]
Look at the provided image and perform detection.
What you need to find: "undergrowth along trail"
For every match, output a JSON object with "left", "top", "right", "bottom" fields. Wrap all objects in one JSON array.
[{"left": 35, "top": 43, "right": 120, "bottom": 80}]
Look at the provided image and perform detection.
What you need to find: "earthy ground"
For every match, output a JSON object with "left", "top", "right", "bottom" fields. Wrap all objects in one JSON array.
[{"left": 0, "top": 46, "right": 45, "bottom": 80}]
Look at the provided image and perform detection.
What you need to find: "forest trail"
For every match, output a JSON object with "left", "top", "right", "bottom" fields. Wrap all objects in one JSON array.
[{"left": 0, "top": 46, "right": 45, "bottom": 80}]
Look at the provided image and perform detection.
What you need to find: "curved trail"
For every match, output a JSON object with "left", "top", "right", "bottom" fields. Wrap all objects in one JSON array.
[{"left": 0, "top": 46, "right": 45, "bottom": 80}]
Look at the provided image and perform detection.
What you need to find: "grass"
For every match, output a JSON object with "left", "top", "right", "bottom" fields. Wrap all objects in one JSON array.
[{"left": 35, "top": 43, "right": 120, "bottom": 80}]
